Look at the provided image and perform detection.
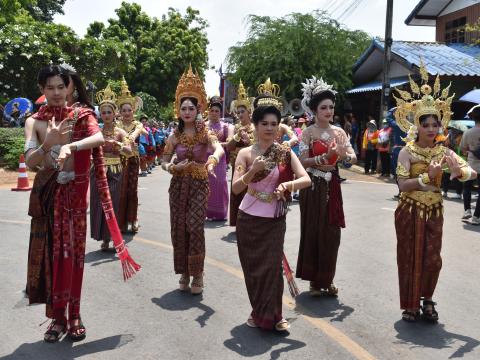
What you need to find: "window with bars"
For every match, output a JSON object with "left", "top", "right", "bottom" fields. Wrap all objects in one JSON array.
[{"left": 445, "top": 16, "right": 467, "bottom": 43}]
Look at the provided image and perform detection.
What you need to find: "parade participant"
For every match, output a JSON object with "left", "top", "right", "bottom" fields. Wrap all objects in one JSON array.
[
  {"left": 296, "top": 76, "right": 356, "bottom": 296},
  {"left": 362, "top": 119, "right": 379, "bottom": 174},
  {"left": 232, "top": 93, "right": 311, "bottom": 332},
  {"left": 227, "top": 80, "right": 256, "bottom": 226},
  {"left": 59, "top": 63, "right": 92, "bottom": 108},
  {"left": 161, "top": 66, "right": 224, "bottom": 294},
  {"left": 377, "top": 119, "right": 392, "bottom": 177},
  {"left": 205, "top": 96, "right": 233, "bottom": 221},
  {"left": 90, "top": 85, "right": 132, "bottom": 251},
  {"left": 138, "top": 116, "right": 150, "bottom": 177},
  {"left": 257, "top": 78, "right": 298, "bottom": 147},
  {"left": 393, "top": 67, "right": 476, "bottom": 322},
  {"left": 24, "top": 65, "right": 139, "bottom": 343},
  {"left": 460, "top": 105, "right": 480, "bottom": 224},
  {"left": 154, "top": 121, "right": 167, "bottom": 164},
  {"left": 116, "top": 77, "right": 147, "bottom": 233}
]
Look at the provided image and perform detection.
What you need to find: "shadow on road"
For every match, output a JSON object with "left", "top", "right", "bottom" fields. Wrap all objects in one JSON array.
[
  {"left": 294, "top": 292, "right": 354, "bottom": 322},
  {"left": 462, "top": 223, "right": 480, "bottom": 233},
  {"left": 0, "top": 334, "right": 135, "bottom": 360},
  {"left": 84, "top": 249, "right": 118, "bottom": 267},
  {"left": 221, "top": 231, "right": 237, "bottom": 243},
  {"left": 151, "top": 290, "right": 214, "bottom": 328},
  {"left": 205, "top": 220, "right": 228, "bottom": 229},
  {"left": 394, "top": 320, "right": 480, "bottom": 358},
  {"left": 224, "top": 324, "right": 306, "bottom": 359}
]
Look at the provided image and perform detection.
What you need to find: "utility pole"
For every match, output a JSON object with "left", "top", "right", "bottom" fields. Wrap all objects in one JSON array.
[{"left": 380, "top": 0, "right": 394, "bottom": 124}]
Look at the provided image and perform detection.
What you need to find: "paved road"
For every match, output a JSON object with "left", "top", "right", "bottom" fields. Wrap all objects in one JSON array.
[{"left": 0, "top": 168, "right": 479, "bottom": 360}]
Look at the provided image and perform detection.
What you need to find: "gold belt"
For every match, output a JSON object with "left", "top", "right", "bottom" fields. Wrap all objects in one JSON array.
[
  {"left": 247, "top": 187, "right": 274, "bottom": 203},
  {"left": 172, "top": 163, "right": 208, "bottom": 179},
  {"left": 402, "top": 191, "right": 442, "bottom": 207},
  {"left": 104, "top": 157, "right": 121, "bottom": 166}
]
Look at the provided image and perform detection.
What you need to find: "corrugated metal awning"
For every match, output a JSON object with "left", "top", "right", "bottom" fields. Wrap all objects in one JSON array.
[{"left": 347, "top": 77, "right": 409, "bottom": 94}]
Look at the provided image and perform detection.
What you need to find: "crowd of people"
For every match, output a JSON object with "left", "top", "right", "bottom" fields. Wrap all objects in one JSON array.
[{"left": 18, "top": 62, "right": 478, "bottom": 343}]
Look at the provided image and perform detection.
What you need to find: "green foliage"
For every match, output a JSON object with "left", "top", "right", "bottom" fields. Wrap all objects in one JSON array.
[
  {"left": 0, "top": 19, "right": 79, "bottom": 103},
  {"left": 226, "top": 11, "right": 370, "bottom": 101},
  {"left": 0, "top": 128, "right": 25, "bottom": 169},
  {"left": 136, "top": 91, "right": 161, "bottom": 118},
  {"left": 26, "top": 0, "right": 66, "bottom": 22},
  {"left": 91, "top": 3, "right": 209, "bottom": 106},
  {"left": 0, "top": 0, "right": 65, "bottom": 27},
  {"left": 159, "top": 103, "right": 175, "bottom": 123}
]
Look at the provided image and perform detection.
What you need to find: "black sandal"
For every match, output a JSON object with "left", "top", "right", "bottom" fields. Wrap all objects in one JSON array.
[
  {"left": 68, "top": 317, "right": 86, "bottom": 341},
  {"left": 44, "top": 320, "right": 67, "bottom": 343},
  {"left": 421, "top": 300, "right": 439, "bottom": 322},
  {"left": 402, "top": 310, "right": 419, "bottom": 323}
]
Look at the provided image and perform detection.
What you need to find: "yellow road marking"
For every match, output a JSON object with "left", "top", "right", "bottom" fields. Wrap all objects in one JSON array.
[
  {"left": 134, "top": 236, "right": 377, "bottom": 360},
  {"left": 0, "top": 219, "right": 30, "bottom": 225},
  {"left": 347, "top": 180, "right": 396, "bottom": 186}
]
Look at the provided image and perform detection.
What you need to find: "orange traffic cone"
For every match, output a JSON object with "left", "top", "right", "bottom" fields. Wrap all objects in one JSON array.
[{"left": 11, "top": 154, "right": 32, "bottom": 191}]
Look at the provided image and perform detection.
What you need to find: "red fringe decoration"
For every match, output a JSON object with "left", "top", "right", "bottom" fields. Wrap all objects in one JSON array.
[{"left": 282, "top": 253, "right": 299, "bottom": 298}]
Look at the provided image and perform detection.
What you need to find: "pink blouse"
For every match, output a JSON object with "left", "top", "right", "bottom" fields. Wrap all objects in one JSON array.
[{"left": 239, "top": 166, "right": 279, "bottom": 218}]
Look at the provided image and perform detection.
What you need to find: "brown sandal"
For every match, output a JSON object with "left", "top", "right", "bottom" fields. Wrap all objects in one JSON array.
[
  {"left": 68, "top": 317, "right": 86, "bottom": 342},
  {"left": 179, "top": 274, "right": 190, "bottom": 291},
  {"left": 191, "top": 273, "right": 204, "bottom": 295},
  {"left": 44, "top": 319, "right": 67, "bottom": 343}
]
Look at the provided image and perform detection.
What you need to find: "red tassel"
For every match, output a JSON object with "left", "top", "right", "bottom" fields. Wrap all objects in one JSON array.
[{"left": 282, "top": 253, "right": 299, "bottom": 298}]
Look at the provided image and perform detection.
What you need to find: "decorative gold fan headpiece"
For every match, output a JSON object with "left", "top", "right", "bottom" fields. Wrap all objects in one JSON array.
[
  {"left": 394, "top": 60, "right": 454, "bottom": 142},
  {"left": 174, "top": 65, "right": 208, "bottom": 117},
  {"left": 116, "top": 76, "right": 137, "bottom": 110},
  {"left": 255, "top": 78, "right": 283, "bottom": 110},
  {"left": 230, "top": 80, "right": 253, "bottom": 112},
  {"left": 96, "top": 84, "right": 117, "bottom": 111}
]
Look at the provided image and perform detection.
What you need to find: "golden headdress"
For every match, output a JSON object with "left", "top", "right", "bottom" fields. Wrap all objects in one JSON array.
[
  {"left": 96, "top": 84, "right": 117, "bottom": 111},
  {"left": 116, "top": 76, "right": 137, "bottom": 110},
  {"left": 174, "top": 65, "right": 208, "bottom": 117},
  {"left": 255, "top": 78, "right": 283, "bottom": 110},
  {"left": 230, "top": 80, "right": 253, "bottom": 112},
  {"left": 394, "top": 61, "right": 454, "bottom": 142}
]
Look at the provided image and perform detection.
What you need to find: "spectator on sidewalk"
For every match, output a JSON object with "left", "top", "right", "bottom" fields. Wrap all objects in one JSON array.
[
  {"left": 362, "top": 119, "right": 379, "bottom": 174},
  {"left": 460, "top": 105, "right": 480, "bottom": 224},
  {"left": 377, "top": 119, "right": 392, "bottom": 177},
  {"left": 442, "top": 127, "right": 464, "bottom": 199}
]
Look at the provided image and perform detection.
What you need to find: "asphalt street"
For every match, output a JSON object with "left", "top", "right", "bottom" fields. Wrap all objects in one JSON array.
[{"left": 0, "top": 168, "right": 479, "bottom": 360}]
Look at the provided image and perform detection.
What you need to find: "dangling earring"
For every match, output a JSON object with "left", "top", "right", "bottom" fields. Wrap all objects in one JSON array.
[{"left": 73, "top": 88, "right": 79, "bottom": 100}]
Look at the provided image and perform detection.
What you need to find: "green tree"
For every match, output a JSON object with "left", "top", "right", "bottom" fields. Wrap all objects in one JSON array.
[
  {"left": 0, "top": 0, "right": 65, "bottom": 27},
  {"left": 136, "top": 91, "right": 161, "bottom": 118},
  {"left": 87, "top": 2, "right": 209, "bottom": 106},
  {"left": 226, "top": 11, "right": 370, "bottom": 101}
]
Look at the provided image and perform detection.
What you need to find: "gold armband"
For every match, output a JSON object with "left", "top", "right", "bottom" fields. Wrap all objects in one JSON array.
[
  {"left": 420, "top": 173, "right": 431, "bottom": 185},
  {"left": 458, "top": 167, "right": 472, "bottom": 182},
  {"left": 233, "top": 134, "right": 241, "bottom": 142}
]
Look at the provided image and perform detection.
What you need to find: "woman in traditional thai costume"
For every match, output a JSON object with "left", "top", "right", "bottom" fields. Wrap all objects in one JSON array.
[
  {"left": 393, "top": 67, "right": 476, "bottom": 322},
  {"left": 232, "top": 94, "right": 311, "bottom": 332},
  {"left": 90, "top": 85, "right": 132, "bottom": 251},
  {"left": 161, "top": 66, "right": 224, "bottom": 294},
  {"left": 205, "top": 96, "right": 233, "bottom": 221},
  {"left": 295, "top": 77, "right": 356, "bottom": 296},
  {"left": 116, "top": 77, "right": 147, "bottom": 233},
  {"left": 227, "top": 81, "right": 256, "bottom": 226}
]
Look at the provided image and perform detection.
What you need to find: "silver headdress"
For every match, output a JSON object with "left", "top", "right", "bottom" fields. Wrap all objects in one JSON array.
[
  {"left": 301, "top": 76, "right": 336, "bottom": 114},
  {"left": 59, "top": 62, "right": 77, "bottom": 73}
]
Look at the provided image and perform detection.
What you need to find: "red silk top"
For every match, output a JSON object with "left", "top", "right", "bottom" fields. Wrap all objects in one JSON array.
[{"left": 310, "top": 139, "right": 338, "bottom": 165}]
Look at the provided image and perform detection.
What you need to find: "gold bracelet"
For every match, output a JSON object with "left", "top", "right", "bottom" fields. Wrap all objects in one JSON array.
[
  {"left": 233, "top": 134, "right": 241, "bottom": 142},
  {"left": 290, "top": 181, "right": 294, "bottom": 193},
  {"left": 459, "top": 167, "right": 472, "bottom": 182},
  {"left": 421, "top": 172, "right": 431, "bottom": 185},
  {"left": 207, "top": 155, "right": 219, "bottom": 166},
  {"left": 240, "top": 175, "right": 249, "bottom": 186}
]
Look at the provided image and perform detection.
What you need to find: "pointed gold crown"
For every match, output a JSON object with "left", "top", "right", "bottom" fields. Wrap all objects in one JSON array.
[
  {"left": 174, "top": 65, "right": 207, "bottom": 117},
  {"left": 394, "top": 60, "right": 454, "bottom": 137},
  {"left": 256, "top": 78, "right": 283, "bottom": 110},
  {"left": 116, "top": 76, "right": 137, "bottom": 110},
  {"left": 231, "top": 80, "right": 252, "bottom": 111},
  {"left": 96, "top": 84, "right": 117, "bottom": 110}
]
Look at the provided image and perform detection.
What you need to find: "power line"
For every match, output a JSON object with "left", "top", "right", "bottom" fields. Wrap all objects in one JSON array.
[{"left": 337, "top": 0, "right": 363, "bottom": 22}]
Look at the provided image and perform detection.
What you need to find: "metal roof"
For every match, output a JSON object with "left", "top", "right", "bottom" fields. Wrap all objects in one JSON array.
[
  {"left": 353, "top": 38, "right": 480, "bottom": 77},
  {"left": 405, "top": 0, "right": 453, "bottom": 26},
  {"left": 346, "top": 77, "right": 409, "bottom": 94}
]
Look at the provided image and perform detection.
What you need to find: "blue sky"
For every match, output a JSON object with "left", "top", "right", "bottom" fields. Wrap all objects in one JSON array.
[{"left": 54, "top": 0, "right": 435, "bottom": 95}]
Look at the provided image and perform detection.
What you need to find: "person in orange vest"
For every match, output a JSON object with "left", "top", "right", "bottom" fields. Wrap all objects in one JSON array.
[
  {"left": 362, "top": 119, "right": 379, "bottom": 174},
  {"left": 377, "top": 119, "right": 392, "bottom": 177}
]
